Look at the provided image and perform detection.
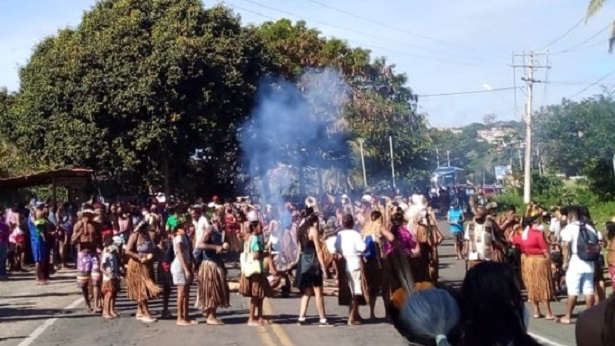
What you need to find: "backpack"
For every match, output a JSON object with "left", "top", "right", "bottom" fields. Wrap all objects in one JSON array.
[
  {"left": 576, "top": 222, "right": 601, "bottom": 262},
  {"left": 363, "top": 235, "right": 378, "bottom": 260}
]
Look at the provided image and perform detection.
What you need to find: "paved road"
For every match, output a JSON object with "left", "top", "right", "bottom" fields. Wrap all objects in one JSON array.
[{"left": 0, "top": 221, "right": 590, "bottom": 346}]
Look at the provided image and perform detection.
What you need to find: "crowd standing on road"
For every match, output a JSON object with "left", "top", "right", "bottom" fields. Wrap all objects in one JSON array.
[{"left": 2, "top": 189, "right": 615, "bottom": 345}]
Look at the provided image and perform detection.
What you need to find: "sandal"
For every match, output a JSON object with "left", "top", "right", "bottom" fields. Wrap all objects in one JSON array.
[{"left": 545, "top": 315, "right": 556, "bottom": 320}]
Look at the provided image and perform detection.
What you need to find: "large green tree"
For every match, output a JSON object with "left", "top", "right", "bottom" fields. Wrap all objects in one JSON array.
[
  {"left": 9, "top": 0, "right": 271, "bottom": 194},
  {"left": 534, "top": 93, "right": 615, "bottom": 199},
  {"left": 252, "top": 19, "right": 430, "bottom": 193}
]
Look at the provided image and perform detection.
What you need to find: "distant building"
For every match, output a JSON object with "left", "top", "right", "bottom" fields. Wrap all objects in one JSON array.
[
  {"left": 433, "top": 127, "right": 462, "bottom": 134},
  {"left": 476, "top": 127, "right": 515, "bottom": 144}
]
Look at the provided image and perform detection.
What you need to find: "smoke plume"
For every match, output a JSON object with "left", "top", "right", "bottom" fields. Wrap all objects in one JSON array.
[{"left": 238, "top": 68, "right": 350, "bottom": 205}]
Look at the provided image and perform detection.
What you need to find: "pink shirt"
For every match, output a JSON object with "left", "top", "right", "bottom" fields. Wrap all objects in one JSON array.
[{"left": 384, "top": 226, "right": 417, "bottom": 256}]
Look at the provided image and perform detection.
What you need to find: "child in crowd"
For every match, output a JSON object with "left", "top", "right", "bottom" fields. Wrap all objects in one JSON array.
[{"left": 101, "top": 234, "right": 120, "bottom": 319}]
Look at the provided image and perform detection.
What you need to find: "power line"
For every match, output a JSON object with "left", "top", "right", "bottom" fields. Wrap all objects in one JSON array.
[
  {"left": 226, "top": 0, "right": 502, "bottom": 68},
  {"left": 547, "top": 80, "right": 615, "bottom": 85},
  {"left": 232, "top": 0, "right": 501, "bottom": 65},
  {"left": 417, "top": 87, "right": 519, "bottom": 97},
  {"left": 567, "top": 67, "right": 615, "bottom": 99},
  {"left": 535, "top": 17, "right": 585, "bottom": 50},
  {"left": 552, "top": 23, "right": 610, "bottom": 54},
  {"left": 301, "top": 0, "right": 508, "bottom": 61}
]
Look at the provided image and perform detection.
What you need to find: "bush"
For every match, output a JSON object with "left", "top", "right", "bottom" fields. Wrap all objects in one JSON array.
[{"left": 494, "top": 181, "right": 615, "bottom": 225}]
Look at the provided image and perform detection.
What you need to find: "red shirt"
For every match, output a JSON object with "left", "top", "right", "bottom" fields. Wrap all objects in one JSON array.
[{"left": 520, "top": 229, "right": 548, "bottom": 255}]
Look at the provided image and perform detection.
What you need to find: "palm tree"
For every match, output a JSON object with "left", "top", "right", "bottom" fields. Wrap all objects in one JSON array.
[{"left": 586, "top": 0, "right": 615, "bottom": 52}]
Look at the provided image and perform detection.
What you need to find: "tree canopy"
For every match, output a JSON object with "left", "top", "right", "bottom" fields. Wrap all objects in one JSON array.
[{"left": 0, "top": 1, "right": 432, "bottom": 197}]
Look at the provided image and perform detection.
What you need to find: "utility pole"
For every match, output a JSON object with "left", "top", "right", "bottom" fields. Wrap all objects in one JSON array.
[
  {"left": 512, "top": 51, "right": 550, "bottom": 204},
  {"left": 359, "top": 138, "right": 368, "bottom": 188},
  {"left": 436, "top": 148, "right": 440, "bottom": 167},
  {"left": 389, "top": 136, "right": 396, "bottom": 189},
  {"left": 446, "top": 150, "right": 451, "bottom": 167}
]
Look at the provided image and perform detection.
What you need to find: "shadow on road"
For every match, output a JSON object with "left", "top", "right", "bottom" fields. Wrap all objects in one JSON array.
[
  {"left": 0, "top": 306, "right": 95, "bottom": 323},
  {"left": 8, "top": 292, "right": 75, "bottom": 299}
]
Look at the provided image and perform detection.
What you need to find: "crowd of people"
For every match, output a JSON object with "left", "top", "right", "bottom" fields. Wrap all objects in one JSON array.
[{"left": 0, "top": 191, "right": 614, "bottom": 345}]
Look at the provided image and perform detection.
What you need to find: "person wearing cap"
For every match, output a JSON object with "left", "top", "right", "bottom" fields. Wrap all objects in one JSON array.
[{"left": 72, "top": 208, "right": 103, "bottom": 311}]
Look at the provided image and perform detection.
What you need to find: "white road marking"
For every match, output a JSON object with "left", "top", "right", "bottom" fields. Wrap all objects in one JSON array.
[
  {"left": 17, "top": 297, "right": 84, "bottom": 346},
  {"left": 528, "top": 332, "right": 570, "bottom": 346}
]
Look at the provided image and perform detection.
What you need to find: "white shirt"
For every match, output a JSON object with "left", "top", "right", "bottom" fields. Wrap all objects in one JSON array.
[
  {"left": 549, "top": 218, "right": 561, "bottom": 241},
  {"left": 193, "top": 215, "right": 210, "bottom": 246},
  {"left": 464, "top": 222, "right": 493, "bottom": 261},
  {"left": 335, "top": 229, "right": 366, "bottom": 271},
  {"left": 560, "top": 221, "right": 602, "bottom": 274}
]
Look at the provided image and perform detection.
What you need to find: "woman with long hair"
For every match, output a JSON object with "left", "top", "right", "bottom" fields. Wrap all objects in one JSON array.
[
  {"left": 382, "top": 212, "right": 417, "bottom": 320},
  {"left": 294, "top": 212, "right": 329, "bottom": 326},
  {"left": 171, "top": 224, "right": 197, "bottom": 326},
  {"left": 195, "top": 214, "right": 230, "bottom": 325},
  {"left": 124, "top": 218, "right": 161, "bottom": 324},
  {"left": 361, "top": 210, "right": 390, "bottom": 320},
  {"left": 461, "top": 262, "right": 541, "bottom": 346},
  {"left": 520, "top": 215, "right": 555, "bottom": 319},
  {"left": 239, "top": 215, "right": 273, "bottom": 326}
]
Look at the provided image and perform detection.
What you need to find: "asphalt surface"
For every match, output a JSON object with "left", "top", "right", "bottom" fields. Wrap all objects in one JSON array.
[{"left": 0, "top": 221, "right": 591, "bottom": 346}]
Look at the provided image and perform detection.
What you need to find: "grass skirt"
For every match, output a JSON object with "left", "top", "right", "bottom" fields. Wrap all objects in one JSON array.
[
  {"left": 126, "top": 259, "right": 161, "bottom": 302},
  {"left": 239, "top": 273, "right": 273, "bottom": 299},
  {"left": 196, "top": 260, "right": 230, "bottom": 310},
  {"left": 363, "top": 257, "right": 384, "bottom": 296},
  {"left": 522, "top": 254, "right": 555, "bottom": 302}
]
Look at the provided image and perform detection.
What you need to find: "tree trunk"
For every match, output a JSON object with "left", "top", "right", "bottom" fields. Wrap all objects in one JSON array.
[{"left": 163, "top": 155, "right": 170, "bottom": 198}]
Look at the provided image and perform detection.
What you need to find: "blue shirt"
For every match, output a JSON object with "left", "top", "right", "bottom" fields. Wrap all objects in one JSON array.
[{"left": 448, "top": 208, "right": 464, "bottom": 233}]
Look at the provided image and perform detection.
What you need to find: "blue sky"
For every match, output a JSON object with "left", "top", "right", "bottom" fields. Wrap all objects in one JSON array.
[{"left": 1, "top": 0, "right": 614, "bottom": 127}]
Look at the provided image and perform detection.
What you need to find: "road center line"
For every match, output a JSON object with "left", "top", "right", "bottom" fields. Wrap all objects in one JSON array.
[
  {"left": 258, "top": 325, "right": 278, "bottom": 346},
  {"left": 528, "top": 332, "right": 570, "bottom": 346},
  {"left": 17, "top": 297, "right": 84, "bottom": 346},
  {"left": 263, "top": 298, "right": 294, "bottom": 346}
]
